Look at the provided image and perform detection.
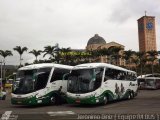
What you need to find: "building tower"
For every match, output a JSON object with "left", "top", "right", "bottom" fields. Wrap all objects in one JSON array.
[{"left": 137, "top": 14, "right": 157, "bottom": 52}]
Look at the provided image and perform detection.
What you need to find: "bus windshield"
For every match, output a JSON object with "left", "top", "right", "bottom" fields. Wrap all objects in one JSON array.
[
  {"left": 13, "top": 67, "right": 52, "bottom": 94},
  {"left": 67, "top": 68, "right": 104, "bottom": 94}
]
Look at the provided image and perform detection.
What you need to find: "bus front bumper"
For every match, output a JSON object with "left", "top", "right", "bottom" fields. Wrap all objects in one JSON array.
[
  {"left": 66, "top": 95, "right": 104, "bottom": 104},
  {"left": 11, "top": 97, "right": 37, "bottom": 105},
  {"left": 11, "top": 95, "right": 50, "bottom": 105}
]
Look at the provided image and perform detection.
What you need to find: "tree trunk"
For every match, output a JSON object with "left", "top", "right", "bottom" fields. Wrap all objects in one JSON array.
[
  {"left": 20, "top": 55, "right": 22, "bottom": 66},
  {"left": 35, "top": 56, "right": 38, "bottom": 63},
  {"left": 3, "top": 59, "right": 5, "bottom": 80},
  {"left": 3, "top": 59, "right": 6, "bottom": 91},
  {"left": 140, "top": 63, "right": 143, "bottom": 76},
  {"left": 151, "top": 62, "right": 154, "bottom": 74}
]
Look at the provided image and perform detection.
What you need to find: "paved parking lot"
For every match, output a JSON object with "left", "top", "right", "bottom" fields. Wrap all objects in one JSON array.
[{"left": 0, "top": 90, "right": 160, "bottom": 120}]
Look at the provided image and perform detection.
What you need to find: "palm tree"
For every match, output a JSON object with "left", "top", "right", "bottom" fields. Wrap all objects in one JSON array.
[
  {"left": 91, "top": 49, "right": 102, "bottom": 62},
  {"left": 43, "top": 46, "right": 56, "bottom": 62},
  {"left": 97, "top": 48, "right": 111, "bottom": 63},
  {"left": 135, "top": 51, "right": 146, "bottom": 76},
  {"left": 60, "top": 47, "right": 71, "bottom": 64},
  {"left": 85, "top": 50, "right": 93, "bottom": 62},
  {"left": 13, "top": 46, "right": 28, "bottom": 66},
  {"left": 131, "top": 56, "right": 139, "bottom": 73},
  {"left": 147, "top": 50, "right": 158, "bottom": 74},
  {"left": 123, "top": 50, "right": 134, "bottom": 69},
  {"left": 0, "top": 50, "right": 13, "bottom": 80},
  {"left": 110, "top": 46, "right": 123, "bottom": 65},
  {"left": 107, "top": 47, "right": 118, "bottom": 64},
  {"left": 29, "top": 49, "right": 42, "bottom": 63},
  {"left": 80, "top": 51, "right": 91, "bottom": 63}
]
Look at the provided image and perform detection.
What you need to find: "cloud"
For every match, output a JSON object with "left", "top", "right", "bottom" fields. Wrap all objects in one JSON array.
[
  {"left": 109, "top": 0, "right": 160, "bottom": 24},
  {"left": 0, "top": 0, "right": 159, "bottom": 65}
]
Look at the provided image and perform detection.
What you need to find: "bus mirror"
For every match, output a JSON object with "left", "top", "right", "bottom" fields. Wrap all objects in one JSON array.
[{"left": 63, "top": 73, "right": 70, "bottom": 80}]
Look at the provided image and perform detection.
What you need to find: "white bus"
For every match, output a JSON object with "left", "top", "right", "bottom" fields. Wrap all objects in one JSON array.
[
  {"left": 138, "top": 74, "right": 160, "bottom": 89},
  {"left": 11, "top": 63, "right": 72, "bottom": 105},
  {"left": 66, "top": 63, "right": 138, "bottom": 105}
]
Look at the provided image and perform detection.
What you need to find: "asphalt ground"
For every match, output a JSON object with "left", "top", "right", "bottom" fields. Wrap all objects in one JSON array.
[{"left": 0, "top": 90, "right": 160, "bottom": 120}]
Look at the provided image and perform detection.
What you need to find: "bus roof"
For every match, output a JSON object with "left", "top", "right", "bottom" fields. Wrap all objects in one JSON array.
[
  {"left": 137, "top": 73, "right": 160, "bottom": 78},
  {"left": 137, "top": 74, "right": 151, "bottom": 78},
  {"left": 144, "top": 77, "right": 160, "bottom": 79},
  {"left": 75, "top": 63, "right": 136, "bottom": 73},
  {"left": 18, "top": 63, "right": 73, "bottom": 70}
]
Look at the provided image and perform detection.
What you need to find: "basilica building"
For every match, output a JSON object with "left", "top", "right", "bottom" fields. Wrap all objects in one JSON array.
[{"left": 85, "top": 34, "right": 125, "bottom": 66}]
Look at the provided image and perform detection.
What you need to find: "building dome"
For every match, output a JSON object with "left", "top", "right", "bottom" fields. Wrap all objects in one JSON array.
[{"left": 87, "top": 34, "right": 106, "bottom": 46}]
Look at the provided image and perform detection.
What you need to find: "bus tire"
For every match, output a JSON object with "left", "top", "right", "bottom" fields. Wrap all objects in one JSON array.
[
  {"left": 131, "top": 91, "right": 134, "bottom": 99},
  {"left": 103, "top": 95, "right": 108, "bottom": 105},
  {"left": 128, "top": 92, "right": 132, "bottom": 100},
  {"left": 50, "top": 95, "right": 57, "bottom": 105}
]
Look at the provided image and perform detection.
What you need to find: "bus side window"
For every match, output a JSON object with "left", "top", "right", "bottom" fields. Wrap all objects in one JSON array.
[
  {"left": 127, "top": 73, "right": 136, "bottom": 81},
  {"left": 62, "top": 70, "right": 70, "bottom": 80},
  {"left": 50, "top": 68, "right": 70, "bottom": 82},
  {"left": 132, "top": 74, "right": 137, "bottom": 81},
  {"left": 104, "top": 68, "right": 116, "bottom": 81},
  {"left": 126, "top": 72, "right": 130, "bottom": 80},
  {"left": 127, "top": 72, "right": 132, "bottom": 81},
  {"left": 35, "top": 72, "right": 49, "bottom": 90},
  {"left": 104, "top": 68, "right": 110, "bottom": 81},
  {"left": 121, "top": 72, "right": 126, "bottom": 80},
  {"left": 63, "top": 73, "right": 70, "bottom": 80},
  {"left": 95, "top": 68, "right": 103, "bottom": 80},
  {"left": 94, "top": 68, "right": 103, "bottom": 89},
  {"left": 116, "top": 70, "right": 126, "bottom": 80}
]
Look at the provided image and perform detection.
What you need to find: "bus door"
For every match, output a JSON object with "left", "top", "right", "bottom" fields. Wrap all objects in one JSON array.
[{"left": 50, "top": 68, "right": 71, "bottom": 93}]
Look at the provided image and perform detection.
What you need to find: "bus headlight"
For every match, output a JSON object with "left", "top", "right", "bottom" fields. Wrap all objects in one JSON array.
[
  {"left": 27, "top": 95, "right": 33, "bottom": 99},
  {"left": 35, "top": 93, "right": 40, "bottom": 98},
  {"left": 90, "top": 94, "right": 94, "bottom": 97},
  {"left": 94, "top": 92, "right": 100, "bottom": 97},
  {"left": 35, "top": 93, "right": 45, "bottom": 99}
]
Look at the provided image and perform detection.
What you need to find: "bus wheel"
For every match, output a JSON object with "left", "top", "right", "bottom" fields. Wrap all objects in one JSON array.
[
  {"left": 128, "top": 92, "right": 132, "bottom": 99},
  {"left": 131, "top": 91, "right": 134, "bottom": 98},
  {"left": 103, "top": 95, "right": 108, "bottom": 105},
  {"left": 128, "top": 91, "right": 134, "bottom": 99},
  {"left": 50, "top": 95, "right": 57, "bottom": 105}
]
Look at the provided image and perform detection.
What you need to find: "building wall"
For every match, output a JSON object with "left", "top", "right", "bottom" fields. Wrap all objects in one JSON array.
[
  {"left": 86, "top": 44, "right": 102, "bottom": 51},
  {"left": 86, "top": 42, "right": 125, "bottom": 66}
]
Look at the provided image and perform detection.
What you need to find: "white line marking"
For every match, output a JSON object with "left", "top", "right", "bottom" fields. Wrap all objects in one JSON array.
[
  {"left": 47, "top": 111, "right": 75, "bottom": 116},
  {"left": 1, "top": 111, "right": 12, "bottom": 120}
]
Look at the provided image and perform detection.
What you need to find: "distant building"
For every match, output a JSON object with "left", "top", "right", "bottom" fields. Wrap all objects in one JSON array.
[
  {"left": 86, "top": 34, "right": 125, "bottom": 66},
  {"left": 137, "top": 15, "right": 157, "bottom": 52}
]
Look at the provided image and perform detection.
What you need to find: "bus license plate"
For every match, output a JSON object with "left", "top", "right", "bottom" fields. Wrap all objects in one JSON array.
[
  {"left": 76, "top": 100, "right": 80, "bottom": 103},
  {"left": 17, "top": 101, "right": 22, "bottom": 104}
]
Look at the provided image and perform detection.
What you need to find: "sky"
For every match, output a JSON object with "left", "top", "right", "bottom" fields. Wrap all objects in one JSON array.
[{"left": 0, "top": 0, "right": 160, "bottom": 65}]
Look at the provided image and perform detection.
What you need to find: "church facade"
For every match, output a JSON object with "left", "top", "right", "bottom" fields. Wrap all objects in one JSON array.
[{"left": 85, "top": 34, "right": 125, "bottom": 66}]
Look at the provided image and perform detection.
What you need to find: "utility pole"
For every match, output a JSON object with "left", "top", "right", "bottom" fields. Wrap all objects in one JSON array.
[{"left": 0, "top": 60, "right": 3, "bottom": 99}]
